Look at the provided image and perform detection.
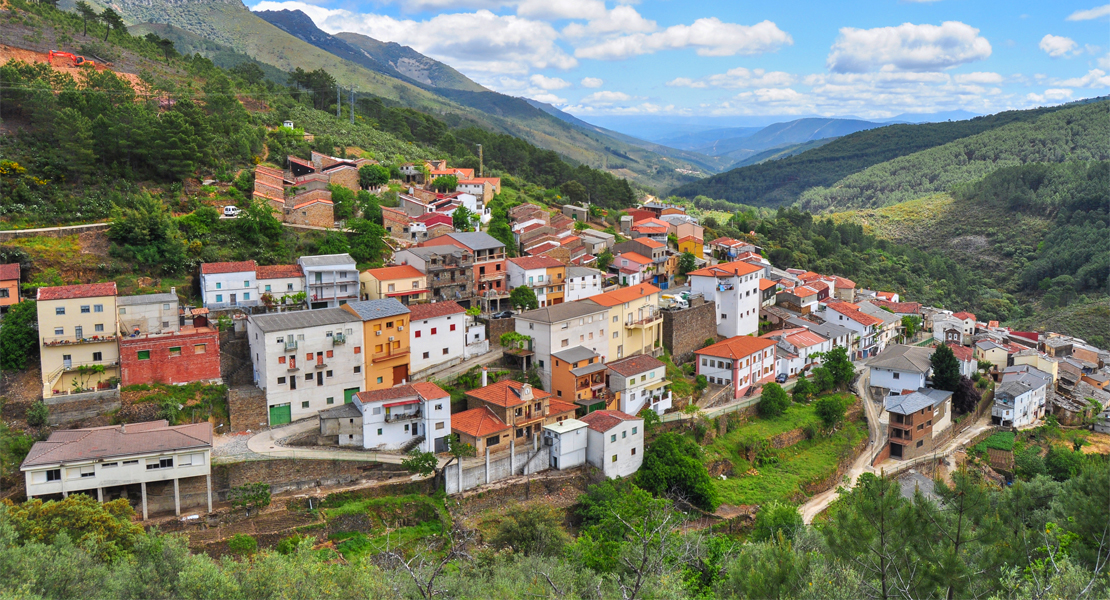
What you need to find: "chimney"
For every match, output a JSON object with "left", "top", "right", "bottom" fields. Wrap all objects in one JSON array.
[
  {"left": 171, "top": 286, "right": 176, "bottom": 296},
  {"left": 482, "top": 367, "right": 488, "bottom": 387},
  {"left": 120, "top": 423, "right": 125, "bottom": 433}
]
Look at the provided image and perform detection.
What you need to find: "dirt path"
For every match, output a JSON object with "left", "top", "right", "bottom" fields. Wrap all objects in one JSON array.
[{"left": 0, "top": 44, "right": 147, "bottom": 92}]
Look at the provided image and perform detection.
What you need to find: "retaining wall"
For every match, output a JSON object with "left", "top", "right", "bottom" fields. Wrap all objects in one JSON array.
[
  {"left": 211, "top": 458, "right": 407, "bottom": 500},
  {"left": 445, "top": 442, "right": 551, "bottom": 495},
  {"left": 661, "top": 296, "right": 717, "bottom": 364},
  {"left": 227, "top": 386, "right": 268, "bottom": 432},
  {"left": 45, "top": 388, "right": 121, "bottom": 425}
]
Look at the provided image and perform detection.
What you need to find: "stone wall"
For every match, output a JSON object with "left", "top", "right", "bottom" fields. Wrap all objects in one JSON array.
[
  {"left": 285, "top": 200, "right": 335, "bottom": 228},
  {"left": 445, "top": 444, "right": 550, "bottom": 495},
  {"left": 45, "top": 388, "right": 120, "bottom": 426},
  {"left": 212, "top": 458, "right": 408, "bottom": 500},
  {"left": 662, "top": 295, "right": 717, "bottom": 364},
  {"left": 487, "top": 316, "right": 516, "bottom": 347},
  {"left": 227, "top": 386, "right": 268, "bottom": 432}
]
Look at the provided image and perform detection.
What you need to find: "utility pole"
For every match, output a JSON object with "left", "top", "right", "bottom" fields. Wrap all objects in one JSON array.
[
  {"left": 336, "top": 85, "right": 341, "bottom": 118},
  {"left": 349, "top": 87, "right": 355, "bottom": 124},
  {"left": 476, "top": 144, "right": 483, "bottom": 178}
]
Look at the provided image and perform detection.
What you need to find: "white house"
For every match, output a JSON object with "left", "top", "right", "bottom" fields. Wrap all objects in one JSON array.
[
  {"left": 408, "top": 301, "right": 468, "bottom": 377},
  {"left": 565, "top": 267, "right": 604, "bottom": 301},
  {"left": 543, "top": 418, "right": 588, "bottom": 470},
  {"left": 256, "top": 264, "right": 305, "bottom": 305},
  {"left": 695, "top": 336, "right": 778, "bottom": 399},
  {"left": 352, "top": 383, "right": 452, "bottom": 453},
  {"left": 786, "top": 317, "right": 856, "bottom": 354},
  {"left": 993, "top": 373, "right": 1047, "bottom": 428},
  {"left": 506, "top": 256, "right": 564, "bottom": 308},
  {"left": 688, "top": 260, "right": 762, "bottom": 339},
  {"left": 21, "top": 420, "right": 212, "bottom": 519},
  {"left": 605, "top": 354, "right": 672, "bottom": 416},
  {"left": 948, "top": 344, "right": 978, "bottom": 379},
  {"left": 824, "top": 301, "right": 884, "bottom": 359},
  {"left": 859, "top": 302, "right": 903, "bottom": 348},
  {"left": 762, "top": 327, "right": 831, "bottom": 378},
  {"left": 199, "top": 261, "right": 258, "bottom": 309},
  {"left": 515, "top": 301, "right": 610, "bottom": 390},
  {"left": 580, "top": 410, "right": 644, "bottom": 479},
  {"left": 299, "top": 254, "right": 359, "bottom": 309},
  {"left": 465, "top": 321, "right": 489, "bottom": 359},
  {"left": 246, "top": 308, "right": 365, "bottom": 425},
  {"left": 867, "top": 344, "right": 934, "bottom": 392}
]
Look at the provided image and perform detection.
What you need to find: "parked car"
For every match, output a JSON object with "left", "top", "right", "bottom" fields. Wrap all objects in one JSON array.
[
  {"left": 775, "top": 373, "right": 788, "bottom": 383},
  {"left": 491, "top": 311, "right": 513, "bottom": 319},
  {"left": 223, "top": 206, "right": 242, "bottom": 218}
]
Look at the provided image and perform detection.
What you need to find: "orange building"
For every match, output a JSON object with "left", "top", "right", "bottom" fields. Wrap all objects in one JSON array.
[{"left": 0, "top": 263, "right": 19, "bottom": 311}]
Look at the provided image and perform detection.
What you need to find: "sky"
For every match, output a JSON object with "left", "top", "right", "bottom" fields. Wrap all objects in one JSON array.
[{"left": 247, "top": 0, "right": 1110, "bottom": 120}]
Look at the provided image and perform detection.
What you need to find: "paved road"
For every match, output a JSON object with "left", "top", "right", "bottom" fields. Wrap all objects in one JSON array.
[{"left": 238, "top": 416, "right": 454, "bottom": 467}]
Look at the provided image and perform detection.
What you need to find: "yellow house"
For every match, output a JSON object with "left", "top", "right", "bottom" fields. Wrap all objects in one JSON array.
[
  {"left": 545, "top": 263, "right": 566, "bottom": 305},
  {"left": 1012, "top": 350, "right": 1059, "bottom": 381},
  {"left": 360, "top": 265, "right": 428, "bottom": 305},
  {"left": 974, "top": 339, "right": 1010, "bottom": 372},
  {"left": 342, "top": 299, "right": 412, "bottom": 391},
  {"left": 677, "top": 235, "right": 703, "bottom": 257},
  {"left": 586, "top": 284, "right": 662, "bottom": 361},
  {"left": 37, "top": 283, "right": 120, "bottom": 399}
]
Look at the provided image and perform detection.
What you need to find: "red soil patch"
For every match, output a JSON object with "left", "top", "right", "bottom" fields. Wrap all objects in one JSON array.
[{"left": 0, "top": 44, "right": 147, "bottom": 93}]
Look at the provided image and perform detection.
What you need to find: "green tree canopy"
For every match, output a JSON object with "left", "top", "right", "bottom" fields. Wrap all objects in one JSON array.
[
  {"left": 0, "top": 300, "right": 37, "bottom": 371},
  {"left": 636, "top": 432, "right": 718, "bottom": 511},
  {"left": 678, "top": 251, "right": 697, "bottom": 276},
  {"left": 930, "top": 343, "right": 961, "bottom": 392},
  {"left": 431, "top": 175, "right": 458, "bottom": 192},
  {"left": 509, "top": 285, "right": 538, "bottom": 311},
  {"left": 358, "top": 164, "right": 390, "bottom": 189},
  {"left": 758, "top": 383, "right": 790, "bottom": 418}
]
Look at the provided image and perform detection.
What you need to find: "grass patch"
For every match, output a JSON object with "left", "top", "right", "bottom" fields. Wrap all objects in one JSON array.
[
  {"left": 659, "top": 351, "right": 693, "bottom": 398},
  {"left": 120, "top": 382, "right": 228, "bottom": 425},
  {"left": 974, "top": 431, "right": 1015, "bottom": 453}
]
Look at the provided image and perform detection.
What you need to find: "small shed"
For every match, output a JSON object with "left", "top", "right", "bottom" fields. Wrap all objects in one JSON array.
[{"left": 543, "top": 418, "right": 588, "bottom": 470}]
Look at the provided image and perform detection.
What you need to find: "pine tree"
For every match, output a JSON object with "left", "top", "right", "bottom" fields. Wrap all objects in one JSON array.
[
  {"left": 53, "top": 108, "right": 96, "bottom": 179},
  {"left": 930, "top": 344, "right": 961, "bottom": 392},
  {"left": 74, "top": 1, "right": 97, "bottom": 37}
]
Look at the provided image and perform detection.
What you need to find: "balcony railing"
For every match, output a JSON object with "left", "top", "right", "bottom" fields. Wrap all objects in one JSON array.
[
  {"left": 625, "top": 314, "right": 661, "bottom": 329},
  {"left": 385, "top": 411, "right": 421, "bottom": 423},
  {"left": 43, "top": 334, "right": 118, "bottom": 347},
  {"left": 373, "top": 346, "right": 410, "bottom": 360},
  {"left": 332, "top": 333, "right": 346, "bottom": 346},
  {"left": 478, "top": 273, "right": 505, "bottom": 283},
  {"left": 284, "top": 340, "right": 298, "bottom": 351}
]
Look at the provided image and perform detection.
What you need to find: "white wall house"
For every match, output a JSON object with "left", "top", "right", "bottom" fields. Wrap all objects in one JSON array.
[
  {"left": 507, "top": 256, "right": 563, "bottom": 308},
  {"left": 515, "top": 302, "right": 610, "bottom": 390},
  {"left": 408, "top": 301, "right": 468, "bottom": 377},
  {"left": 465, "top": 322, "right": 489, "bottom": 359},
  {"left": 824, "top": 302, "right": 884, "bottom": 359},
  {"left": 200, "top": 261, "right": 258, "bottom": 309},
  {"left": 247, "top": 308, "right": 365, "bottom": 425},
  {"left": 695, "top": 336, "right": 778, "bottom": 399},
  {"left": 299, "top": 254, "right": 359, "bottom": 309},
  {"left": 354, "top": 383, "right": 452, "bottom": 453},
  {"left": 993, "top": 372, "right": 1048, "bottom": 428},
  {"left": 544, "top": 418, "right": 588, "bottom": 470},
  {"left": 580, "top": 410, "right": 644, "bottom": 479},
  {"left": 605, "top": 354, "right": 672, "bottom": 416},
  {"left": 256, "top": 265, "right": 305, "bottom": 305},
  {"left": 867, "top": 344, "right": 934, "bottom": 392},
  {"left": 786, "top": 317, "right": 856, "bottom": 355},
  {"left": 688, "top": 260, "right": 762, "bottom": 339},
  {"left": 763, "top": 328, "right": 832, "bottom": 377},
  {"left": 565, "top": 267, "right": 604, "bottom": 302}
]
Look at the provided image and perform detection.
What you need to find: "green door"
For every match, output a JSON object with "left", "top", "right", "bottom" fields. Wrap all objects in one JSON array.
[
  {"left": 269, "top": 403, "right": 291, "bottom": 426},
  {"left": 344, "top": 388, "right": 360, "bottom": 403}
]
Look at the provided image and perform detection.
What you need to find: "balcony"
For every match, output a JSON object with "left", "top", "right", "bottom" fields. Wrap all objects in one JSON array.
[
  {"left": 284, "top": 340, "right": 298, "bottom": 351},
  {"left": 625, "top": 314, "right": 662, "bottom": 329},
  {"left": 385, "top": 411, "right": 421, "bottom": 423},
  {"left": 45, "top": 359, "right": 120, "bottom": 385},
  {"left": 314, "top": 362, "right": 328, "bottom": 370},
  {"left": 43, "top": 334, "right": 118, "bottom": 347},
  {"left": 332, "top": 333, "right": 346, "bottom": 346},
  {"left": 373, "top": 346, "right": 410, "bottom": 361},
  {"left": 478, "top": 273, "right": 504, "bottom": 283}
]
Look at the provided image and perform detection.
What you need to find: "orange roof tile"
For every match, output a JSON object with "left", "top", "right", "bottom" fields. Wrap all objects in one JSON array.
[
  {"left": 946, "top": 343, "right": 975, "bottom": 362},
  {"left": 36, "top": 282, "right": 117, "bottom": 301},
  {"left": 408, "top": 301, "right": 465, "bottom": 320},
  {"left": 452, "top": 407, "right": 510, "bottom": 438},
  {"left": 547, "top": 399, "right": 578, "bottom": 415},
  {"left": 292, "top": 198, "right": 333, "bottom": 210},
  {"left": 0, "top": 263, "right": 19, "bottom": 281},
  {"left": 580, "top": 409, "right": 641, "bottom": 432},
  {"left": 619, "top": 252, "right": 652, "bottom": 265},
  {"left": 256, "top": 264, "right": 303, "bottom": 279},
  {"left": 786, "top": 330, "right": 827, "bottom": 348},
  {"left": 695, "top": 335, "right": 777, "bottom": 359},
  {"left": 587, "top": 284, "right": 661, "bottom": 307},
  {"left": 466, "top": 380, "right": 550, "bottom": 408},
  {"left": 687, "top": 260, "right": 762, "bottom": 278},
  {"left": 201, "top": 260, "right": 258, "bottom": 275},
  {"left": 827, "top": 302, "right": 884, "bottom": 327},
  {"left": 509, "top": 256, "right": 564, "bottom": 270},
  {"left": 632, "top": 237, "right": 665, "bottom": 248},
  {"left": 952, "top": 312, "right": 976, "bottom": 321},
  {"left": 759, "top": 278, "right": 777, "bottom": 291},
  {"left": 365, "top": 265, "right": 425, "bottom": 281}
]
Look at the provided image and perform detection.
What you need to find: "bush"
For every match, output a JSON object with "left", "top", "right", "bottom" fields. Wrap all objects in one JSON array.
[
  {"left": 1014, "top": 447, "right": 1046, "bottom": 480},
  {"left": 489, "top": 505, "right": 569, "bottom": 557},
  {"left": 695, "top": 375, "right": 708, "bottom": 393},
  {"left": 276, "top": 534, "right": 308, "bottom": 555},
  {"left": 229, "top": 482, "right": 271, "bottom": 512},
  {"left": 751, "top": 502, "right": 804, "bottom": 542},
  {"left": 814, "top": 396, "right": 847, "bottom": 428},
  {"left": 1045, "top": 446, "right": 1084, "bottom": 481},
  {"left": 758, "top": 383, "right": 790, "bottom": 418},
  {"left": 26, "top": 401, "right": 49, "bottom": 427},
  {"left": 636, "top": 432, "right": 718, "bottom": 511},
  {"left": 228, "top": 534, "right": 257, "bottom": 556}
]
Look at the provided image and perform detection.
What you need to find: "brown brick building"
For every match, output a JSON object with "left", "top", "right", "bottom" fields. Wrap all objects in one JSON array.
[
  {"left": 119, "top": 326, "right": 221, "bottom": 386},
  {"left": 884, "top": 388, "right": 953, "bottom": 460}
]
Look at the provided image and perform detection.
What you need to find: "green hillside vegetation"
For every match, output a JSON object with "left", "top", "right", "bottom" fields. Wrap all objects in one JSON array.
[
  {"left": 725, "top": 137, "right": 836, "bottom": 169},
  {"left": 669, "top": 103, "right": 1072, "bottom": 206},
  {"left": 127, "top": 22, "right": 289, "bottom": 84},
  {"left": 798, "top": 101, "right": 1109, "bottom": 212}
]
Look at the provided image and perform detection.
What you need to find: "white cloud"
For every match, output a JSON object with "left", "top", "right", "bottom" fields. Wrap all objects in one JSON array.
[
  {"left": 1055, "top": 69, "right": 1110, "bottom": 88},
  {"left": 580, "top": 90, "right": 634, "bottom": 104},
  {"left": 249, "top": 2, "right": 576, "bottom": 74},
  {"left": 953, "top": 71, "right": 1004, "bottom": 84},
  {"left": 1039, "top": 35, "right": 1080, "bottom": 58},
  {"left": 580, "top": 77, "right": 604, "bottom": 88},
  {"left": 1066, "top": 5, "right": 1110, "bottom": 20},
  {"left": 574, "top": 18, "right": 792, "bottom": 60},
  {"left": 562, "top": 5, "right": 656, "bottom": 38},
  {"left": 529, "top": 74, "right": 572, "bottom": 89},
  {"left": 516, "top": 0, "right": 606, "bottom": 20},
  {"left": 1099, "top": 53, "right": 1110, "bottom": 69},
  {"left": 827, "top": 21, "right": 991, "bottom": 72},
  {"left": 666, "top": 67, "right": 795, "bottom": 89},
  {"left": 1026, "top": 88, "right": 1073, "bottom": 104},
  {"left": 564, "top": 102, "right": 684, "bottom": 115},
  {"left": 529, "top": 92, "right": 569, "bottom": 104}
]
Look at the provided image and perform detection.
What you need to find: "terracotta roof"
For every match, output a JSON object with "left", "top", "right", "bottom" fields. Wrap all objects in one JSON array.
[
  {"left": 527, "top": 241, "right": 561, "bottom": 255},
  {"left": 632, "top": 217, "right": 669, "bottom": 228},
  {"left": 792, "top": 286, "right": 818, "bottom": 297},
  {"left": 946, "top": 343, "right": 975, "bottom": 362},
  {"left": 677, "top": 235, "right": 700, "bottom": 244},
  {"left": 519, "top": 222, "right": 545, "bottom": 234},
  {"left": 381, "top": 206, "right": 408, "bottom": 219},
  {"left": 560, "top": 236, "right": 581, "bottom": 246},
  {"left": 580, "top": 409, "right": 641, "bottom": 433},
  {"left": 759, "top": 278, "right": 777, "bottom": 291},
  {"left": 364, "top": 265, "right": 425, "bottom": 281},
  {"left": 872, "top": 300, "right": 921, "bottom": 315},
  {"left": 256, "top": 264, "right": 302, "bottom": 280},
  {"left": 292, "top": 198, "right": 333, "bottom": 210},
  {"left": 36, "top": 282, "right": 117, "bottom": 301},
  {"left": 952, "top": 312, "right": 976, "bottom": 321},
  {"left": 466, "top": 379, "right": 550, "bottom": 408},
  {"left": 619, "top": 252, "right": 652, "bottom": 265},
  {"left": 798, "top": 271, "right": 823, "bottom": 281},
  {"left": 785, "top": 330, "right": 828, "bottom": 348},
  {"left": 414, "top": 212, "right": 451, "bottom": 225},
  {"left": 0, "top": 263, "right": 19, "bottom": 281},
  {"left": 547, "top": 399, "right": 578, "bottom": 415},
  {"left": 710, "top": 237, "right": 746, "bottom": 247},
  {"left": 201, "top": 260, "right": 258, "bottom": 275},
  {"left": 355, "top": 383, "right": 448, "bottom": 405},
  {"left": 21, "top": 421, "right": 211, "bottom": 467},
  {"left": 809, "top": 281, "right": 830, "bottom": 292},
  {"left": 687, "top": 260, "right": 762, "bottom": 278},
  {"left": 696, "top": 335, "right": 777, "bottom": 359},
  {"left": 587, "top": 284, "right": 661, "bottom": 307},
  {"left": 508, "top": 256, "right": 564, "bottom": 270},
  {"left": 834, "top": 276, "right": 856, "bottom": 289},
  {"left": 411, "top": 382, "right": 450, "bottom": 400},
  {"left": 876, "top": 291, "right": 897, "bottom": 300},
  {"left": 408, "top": 301, "right": 466, "bottom": 320},
  {"left": 632, "top": 237, "right": 665, "bottom": 248},
  {"left": 452, "top": 407, "right": 510, "bottom": 438},
  {"left": 606, "top": 354, "right": 665, "bottom": 377},
  {"left": 827, "top": 302, "right": 884, "bottom": 327}
]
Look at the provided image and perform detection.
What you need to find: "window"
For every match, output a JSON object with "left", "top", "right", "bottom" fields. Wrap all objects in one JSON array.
[
  {"left": 178, "top": 453, "right": 204, "bottom": 466},
  {"left": 431, "top": 327, "right": 437, "bottom": 335},
  {"left": 354, "top": 346, "right": 361, "bottom": 354},
  {"left": 54, "top": 327, "right": 64, "bottom": 336},
  {"left": 302, "top": 401, "right": 310, "bottom": 409},
  {"left": 377, "top": 428, "right": 383, "bottom": 436},
  {"left": 101, "top": 462, "right": 117, "bottom": 468},
  {"left": 610, "top": 434, "right": 616, "bottom": 443},
  {"left": 443, "top": 348, "right": 449, "bottom": 355},
  {"left": 893, "top": 372, "right": 900, "bottom": 380},
  {"left": 216, "top": 294, "right": 223, "bottom": 303},
  {"left": 354, "top": 366, "right": 361, "bottom": 373},
  {"left": 146, "top": 457, "right": 174, "bottom": 470},
  {"left": 94, "top": 323, "right": 104, "bottom": 333},
  {"left": 916, "top": 440, "right": 924, "bottom": 448},
  {"left": 287, "top": 283, "right": 294, "bottom": 291},
  {"left": 450, "top": 324, "right": 456, "bottom": 331},
  {"left": 46, "top": 469, "right": 61, "bottom": 482},
  {"left": 611, "top": 454, "right": 617, "bottom": 463},
  {"left": 415, "top": 330, "right": 421, "bottom": 338},
  {"left": 632, "top": 426, "right": 638, "bottom": 435},
  {"left": 387, "top": 321, "right": 394, "bottom": 328},
  {"left": 123, "top": 460, "right": 137, "bottom": 465},
  {"left": 327, "top": 397, "right": 335, "bottom": 405},
  {"left": 613, "top": 315, "right": 618, "bottom": 323},
  {"left": 305, "top": 374, "right": 313, "bottom": 381},
  {"left": 622, "top": 430, "right": 627, "bottom": 439},
  {"left": 216, "top": 283, "right": 222, "bottom": 289},
  {"left": 244, "top": 280, "right": 250, "bottom": 288},
  {"left": 137, "top": 350, "right": 151, "bottom": 360},
  {"left": 195, "top": 344, "right": 206, "bottom": 354},
  {"left": 423, "top": 352, "right": 430, "bottom": 359},
  {"left": 93, "top": 352, "right": 102, "bottom": 362},
  {"left": 721, "top": 313, "right": 727, "bottom": 319},
  {"left": 278, "top": 376, "right": 287, "bottom": 386},
  {"left": 243, "top": 293, "right": 250, "bottom": 301},
  {"left": 612, "top": 331, "right": 618, "bottom": 339},
  {"left": 631, "top": 448, "right": 637, "bottom": 456},
  {"left": 81, "top": 305, "right": 90, "bottom": 313},
  {"left": 169, "top": 347, "right": 182, "bottom": 357},
  {"left": 435, "top": 422, "right": 445, "bottom": 430},
  {"left": 55, "top": 307, "right": 65, "bottom": 315},
  {"left": 0, "top": 289, "right": 9, "bottom": 298},
  {"left": 265, "top": 285, "right": 272, "bottom": 292}
]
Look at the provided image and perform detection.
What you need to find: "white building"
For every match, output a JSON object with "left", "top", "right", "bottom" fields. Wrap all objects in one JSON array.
[
  {"left": 465, "top": 321, "right": 489, "bottom": 359},
  {"left": 515, "top": 301, "right": 610, "bottom": 390},
  {"left": 867, "top": 344, "right": 934, "bottom": 392},
  {"left": 786, "top": 317, "right": 856, "bottom": 354},
  {"left": 695, "top": 336, "right": 778, "bottom": 399},
  {"left": 605, "top": 354, "right": 672, "bottom": 416},
  {"left": 299, "top": 254, "right": 359, "bottom": 309},
  {"left": 824, "top": 301, "right": 884, "bottom": 359},
  {"left": 506, "top": 256, "right": 564, "bottom": 308},
  {"left": 199, "top": 261, "right": 258, "bottom": 309},
  {"left": 543, "top": 418, "right": 588, "bottom": 470},
  {"left": 408, "top": 301, "right": 468, "bottom": 377},
  {"left": 580, "top": 410, "right": 644, "bottom": 479},
  {"left": 246, "top": 308, "right": 365, "bottom": 425},
  {"left": 688, "top": 260, "right": 762, "bottom": 339},
  {"left": 117, "top": 292, "right": 179, "bottom": 336},
  {"left": 859, "top": 302, "right": 903, "bottom": 348},
  {"left": 352, "top": 383, "right": 452, "bottom": 453},
  {"left": 993, "top": 373, "right": 1048, "bottom": 428},
  {"left": 21, "top": 420, "right": 212, "bottom": 519},
  {"left": 763, "top": 327, "right": 832, "bottom": 378},
  {"left": 256, "top": 264, "right": 305, "bottom": 305}
]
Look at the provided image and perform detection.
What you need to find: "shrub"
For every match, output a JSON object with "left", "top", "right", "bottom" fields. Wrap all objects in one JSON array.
[
  {"left": 26, "top": 401, "right": 49, "bottom": 427},
  {"left": 758, "top": 383, "right": 790, "bottom": 418},
  {"left": 228, "top": 534, "right": 257, "bottom": 556},
  {"left": 751, "top": 502, "right": 804, "bottom": 542},
  {"left": 1014, "top": 447, "right": 1046, "bottom": 480},
  {"left": 489, "top": 505, "right": 569, "bottom": 557},
  {"left": 1044, "top": 446, "right": 1084, "bottom": 481},
  {"left": 636, "top": 432, "right": 718, "bottom": 511},
  {"left": 229, "top": 483, "right": 271, "bottom": 513},
  {"left": 276, "top": 534, "right": 308, "bottom": 555},
  {"left": 695, "top": 375, "right": 708, "bottom": 393},
  {"left": 814, "top": 396, "right": 847, "bottom": 428}
]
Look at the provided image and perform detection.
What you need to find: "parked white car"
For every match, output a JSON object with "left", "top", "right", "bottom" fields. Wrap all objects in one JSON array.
[{"left": 223, "top": 206, "right": 242, "bottom": 218}]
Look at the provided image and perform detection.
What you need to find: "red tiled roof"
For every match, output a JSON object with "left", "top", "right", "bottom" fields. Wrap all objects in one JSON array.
[
  {"left": 466, "top": 379, "right": 551, "bottom": 408},
  {"left": 687, "top": 260, "right": 762, "bottom": 278},
  {"left": 876, "top": 291, "right": 897, "bottom": 300},
  {"left": 356, "top": 383, "right": 448, "bottom": 405},
  {"left": 632, "top": 237, "right": 664, "bottom": 248},
  {"left": 292, "top": 198, "right": 333, "bottom": 210},
  {"left": 798, "top": 271, "right": 823, "bottom": 281},
  {"left": 381, "top": 206, "right": 408, "bottom": 219},
  {"left": 0, "top": 263, "right": 19, "bottom": 281},
  {"left": 793, "top": 286, "right": 818, "bottom": 297},
  {"left": 710, "top": 237, "right": 746, "bottom": 247},
  {"left": 256, "top": 264, "right": 302, "bottom": 280},
  {"left": 953, "top": 312, "right": 976, "bottom": 321},
  {"left": 527, "top": 241, "right": 561, "bottom": 255},
  {"left": 872, "top": 300, "right": 921, "bottom": 315},
  {"left": 201, "top": 260, "right": 258, "bottom": 275},
  {"left": 547, "top": 400, "right": 578, "bottom": 415},
  {"left": 365, "top": 265, "right": 425, "bottom": 281},
  {"left": 509, "top": 256, "right": 564, "bottom": 270},
  {"left": 827, "top": 302, "right": 884, "bottom": 327},
  {"left": 606, "top": 354, "right": 664, "bottom": 377},
  {"left": 786, "top": 330, "right": 827, "bottom": 348},
  {"left": 21, "top": 420, "right": 211, "bottom": 467},
  {"left": 946, "top": 343, "right": 975, "bottom": 362},
  {"left": 587, "top": 284, "right": 661, "bottom": 307},
  {"left": 619, "top": 252, "right": 652, "bottom": 265},
  {"left": 36, "top": 282, "right": 117, "bottom": 301},
  {"left": 560, "top": 236, "right": 581, "bottom": 246},
  {"left": 833, "top": 276, "right": 856, "bottom": 289},
  {"left": 408, "top": 301, "right": 466, "bottom": 320},
  {"left": 677, "top": 235, "right": 700, "bottom": 244},
  {"left": 452, "top": 407, "right": 510, "bottom": 438},
  {"left": 695, "top": 335, "right": 777, "bottom": 359},
  {"left": 411, "top": 382, "right": 450, "bottom": 400},
  {"left": 580, "top": 409, "right": 641, "bottom": 433},
  {"left": 759, "top": 278, "right": 777, "bottom": 291},
  {"left": 809, "top": 281, "right": 830, "bottom": 292}
]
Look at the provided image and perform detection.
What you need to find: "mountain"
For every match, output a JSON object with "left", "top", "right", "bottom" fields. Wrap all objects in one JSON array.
[
  {"left": 576, "top": 115, "right": 800, "bottom": 143},
  {"left": 668, "top": 104, "right": 1076, "bottom": 207},
  {"left": 881, "top": 109, "right": 980, "bottom": 123},
  {"left": 724, "top": 138, "right": 837, "bottom": 170},
  {"left": 653, "top": 127, "right": 764, "bottom": 151},
  {"left": 333, "top": 32, "right": 483, "bottom": 92},
  {"left": 128, "top": 22, "right": 289, "bottom": 83}
]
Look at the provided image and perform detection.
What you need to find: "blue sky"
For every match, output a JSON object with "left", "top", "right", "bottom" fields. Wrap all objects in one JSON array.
[{"left": 249, "top": 0, "right": 1110, "bottom": 119}]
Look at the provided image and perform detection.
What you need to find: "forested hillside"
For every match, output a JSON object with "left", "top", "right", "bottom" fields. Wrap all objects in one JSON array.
[{"left": 798, "top": 101, "right": 1109, "bottom": 212}]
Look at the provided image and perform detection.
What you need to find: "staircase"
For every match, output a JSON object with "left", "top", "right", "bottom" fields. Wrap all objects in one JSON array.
[{"left": 399, "top": 434, "right": 426, "bottom": 453}]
